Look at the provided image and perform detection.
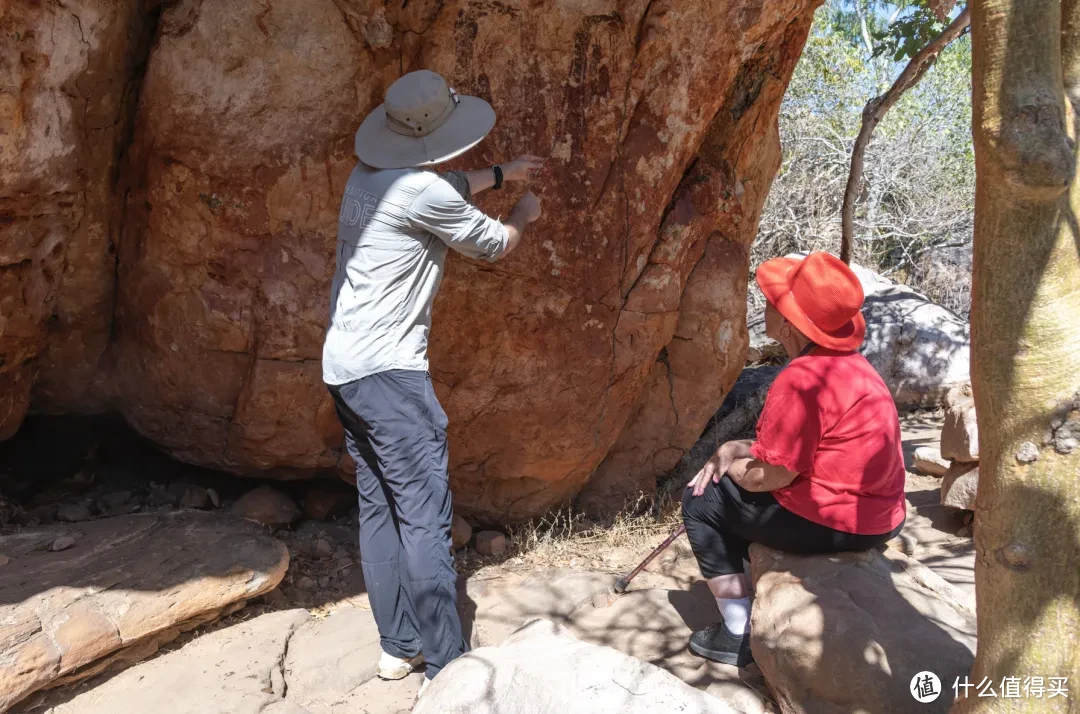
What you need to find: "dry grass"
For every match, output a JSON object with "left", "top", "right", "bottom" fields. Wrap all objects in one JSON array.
[{"left": 454, "top": 496, "right": 685, "bottom": 578}]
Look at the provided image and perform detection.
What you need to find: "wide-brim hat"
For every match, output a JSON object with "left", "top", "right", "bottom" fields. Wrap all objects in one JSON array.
[
  {"left": 355, "top": 70, "right": 496, "bottom": 169},
  {"left": 755, "top": 252, "right": 867, "bottom": 351}
]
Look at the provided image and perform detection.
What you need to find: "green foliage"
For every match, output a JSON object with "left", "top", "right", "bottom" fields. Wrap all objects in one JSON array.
[
  {"left": 872, "top": 7, "right": 954, "bottom": 61},
  {"left": 822, "top": 0, "right": 966, "bottom": 61}
]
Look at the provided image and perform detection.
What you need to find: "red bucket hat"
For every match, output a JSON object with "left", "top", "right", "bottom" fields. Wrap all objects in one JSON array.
[{"left": 755, "top": 252, "right": 866, "bottom": 351}]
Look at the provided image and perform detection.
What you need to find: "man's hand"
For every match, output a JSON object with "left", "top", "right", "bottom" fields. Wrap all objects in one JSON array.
[
  {"left": 498, "top": 192, "right": 542, "bottom": 260},
  {"left": 514, "top": 191, "right": 542, "bottom": 223},
  {"left": 687, "top": 440, "right": 750, "bottom": 497},
  {"left": 502, "top": 155, "right": 545, "bottom": 183}
]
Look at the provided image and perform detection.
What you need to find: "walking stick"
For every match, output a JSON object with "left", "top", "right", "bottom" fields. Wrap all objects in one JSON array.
[{"left": 614, "top": 523, "right": 686, "bottom": 594}]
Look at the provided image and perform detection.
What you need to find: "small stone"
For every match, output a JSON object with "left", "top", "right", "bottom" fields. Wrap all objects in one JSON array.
[
  {"left": 232, "top": 486, "right": 302, "bottom": 527},
  {"left": 451, "top": 514, "right": 472, "bottom": 550},
  {"left": 913, "top": 446, "right": 950, "bottom": 477},
  {"left": 147, "top": 487, "right": 178, "bottom": 507},
  {"left": 1054, "top": 436, "right": 1078, "bottom": 455},
  {"left": 102, "top": 490, "right": 132, "bottom": 510},
  {"left": 303, "top": 485, "right": 354, "bottom": 521},
  {"left": 49, "top": 536, "right": 76, "bottom": 552},
  {"left": 297, "top": 576, "right": 317, "bottom": 591},
  {"left": 207, "top": 488, "right": 221, "bottom": 508},
  {"left": 56, "top": 502, "right": 92, "bottom": 523},
  {"left": 315, "top": 538, "right": 334, "bottom": 558},
  {"left": 591, "top": 591, "right": 616, "bottom": 608},
  {"left": 178, "top": 485, "right": 210, "bottom": 509},
  {"left": 1015, "top": 441, "right": 1040, "bottom": 463},
  {"left": 0, "top": 553, "right": 10, "bottom": 566},
  {"left": 475, "top": 531, "right": 507, "bottom": 557},
  {"left": 263, "top": 587, "right": 290, "bottom": 608}
]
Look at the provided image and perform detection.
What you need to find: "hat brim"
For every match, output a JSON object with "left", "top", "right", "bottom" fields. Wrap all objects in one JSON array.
[
  {"left": 756, "top": 257, "right": 867, "bottom": 351},
  {"left": 355, "top": 95, "right": 496, "bottom": 169}
]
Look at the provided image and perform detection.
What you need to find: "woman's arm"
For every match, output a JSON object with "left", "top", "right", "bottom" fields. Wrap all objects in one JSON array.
[{"left": 727, "top": 457, "right": 798, "bottom": 492}]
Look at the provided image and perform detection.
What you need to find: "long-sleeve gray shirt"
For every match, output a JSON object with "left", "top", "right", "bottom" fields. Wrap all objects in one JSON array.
[{"left": 322, "top": 164, "right": 508, "bottom": 386}]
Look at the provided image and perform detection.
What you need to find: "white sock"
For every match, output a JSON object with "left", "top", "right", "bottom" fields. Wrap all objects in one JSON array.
[{"left": 716, "top": 596, "right": 751, "bottom": 635}]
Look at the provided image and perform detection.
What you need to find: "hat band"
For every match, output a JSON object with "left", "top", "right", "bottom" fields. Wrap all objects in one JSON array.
[{"left": 386, "top": 88, "right": 460, "bottom": 138}]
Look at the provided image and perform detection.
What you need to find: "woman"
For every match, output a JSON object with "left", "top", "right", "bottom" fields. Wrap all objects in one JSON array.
[{"left": 682, "top": 251, "right": 906, "bottom": 667}]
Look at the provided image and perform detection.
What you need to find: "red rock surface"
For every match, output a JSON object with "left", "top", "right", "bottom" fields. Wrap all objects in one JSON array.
[
  {"left": 2, "top": 0, "right": 821, "bottom": 523},
  {"left": 0, "top": 0, "right": 151, "bottom": 439}
]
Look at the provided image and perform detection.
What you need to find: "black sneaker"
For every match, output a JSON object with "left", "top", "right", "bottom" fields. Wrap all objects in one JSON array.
[{"left": 688, "top": 622, "right": 754, "bottom": 667}]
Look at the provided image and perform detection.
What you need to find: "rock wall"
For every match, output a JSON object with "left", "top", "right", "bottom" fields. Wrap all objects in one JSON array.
[
  {"left": 2, "top": 0, "right": 821, "bottom": 523},
  {"left": 0, "top": 0, "right": 154, "bottom": 439}
]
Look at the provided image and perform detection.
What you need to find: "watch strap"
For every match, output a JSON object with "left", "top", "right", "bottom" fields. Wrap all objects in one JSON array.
[{"left": 493, "top": 164, "right": 504, "bottom": 190}]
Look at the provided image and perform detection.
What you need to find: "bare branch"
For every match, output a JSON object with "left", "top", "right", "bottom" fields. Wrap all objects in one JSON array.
[{"left": 840, "top": 6, "right": 972, "bottom": 264}]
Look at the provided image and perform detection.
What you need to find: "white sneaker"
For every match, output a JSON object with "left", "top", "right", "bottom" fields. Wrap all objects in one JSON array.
[
  {"left": 416, "top": 677, "right": 431, "bottom": 701},
  {"left": 376, "top": 651, "right": 424, "bottom": 680}
]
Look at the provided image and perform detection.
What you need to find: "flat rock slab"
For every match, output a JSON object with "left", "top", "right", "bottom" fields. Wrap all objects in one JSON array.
[
  {"left": 463, "top": 570, "right": 617, "bottom": 647},
  {"left": 0, "top": 512, "right": 289, "bottom": 711},
  {"left": 284, "top": 608, "right": 383, "bottom": 711},
  {"left": 750, "top": 545, "right": 976, "bottom": 714},
  {"left": 43, "top": 609, "right": 311, "bottom": 714}
]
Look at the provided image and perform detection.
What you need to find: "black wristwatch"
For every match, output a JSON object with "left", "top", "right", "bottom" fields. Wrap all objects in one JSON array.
[{"left": 492, "top": 165, "right": 504, "bottom": 191}]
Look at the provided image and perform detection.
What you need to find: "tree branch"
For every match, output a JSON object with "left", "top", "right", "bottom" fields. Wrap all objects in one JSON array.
[{"left": 840, "top": 6, "right": 972, "bottom": 264}]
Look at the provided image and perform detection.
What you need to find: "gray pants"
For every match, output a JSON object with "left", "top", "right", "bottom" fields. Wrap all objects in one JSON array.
[{"left": 327, "top": 370, "right": 466, "bottom": 680}]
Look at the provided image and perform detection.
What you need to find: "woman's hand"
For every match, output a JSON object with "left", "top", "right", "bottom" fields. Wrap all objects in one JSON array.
[
  {"left": 687, "top": 441, "right": 742, "bottom": 497},
  {"left": 502, "top": 155, "right": 545, "bottom": 183}
]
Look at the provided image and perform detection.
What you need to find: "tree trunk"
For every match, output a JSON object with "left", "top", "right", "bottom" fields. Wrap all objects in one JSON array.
[
  {"left": 840, "top": 8, "right": 971, "bottom": 264},
  {"left": 956, "top": 0, "right": 1080, "bottom": 711}
]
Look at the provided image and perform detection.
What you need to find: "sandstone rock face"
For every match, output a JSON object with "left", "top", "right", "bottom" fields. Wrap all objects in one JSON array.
[
  {"left": 413, "top": 619, "right": 739, "bottom": 714},
  {"left": 0, "top": 0, "right": 152, "bottom": 439},
  {"left": 749, "top": 545, "right": 976, "bottom": 714},
  {"left": 4, "top": 0, "right": 821, "bottom": 523},
  {"left": 0, "top": 512, "right": 289, "bottom": 710}
]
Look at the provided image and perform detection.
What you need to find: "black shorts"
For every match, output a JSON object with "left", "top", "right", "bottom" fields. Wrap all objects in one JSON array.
[{"left": 681, "top": 476, "right": 904, "bottom": 578}]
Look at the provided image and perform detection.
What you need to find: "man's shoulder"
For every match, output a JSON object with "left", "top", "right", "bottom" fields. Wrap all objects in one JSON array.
[{"left": 346, "top": 164, "right": 439, "bottom": 197}]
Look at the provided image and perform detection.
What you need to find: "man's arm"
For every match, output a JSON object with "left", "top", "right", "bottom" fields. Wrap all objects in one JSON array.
[
  {"left": 464, "top": 155, "right": 545, "bottom": 196},
  {"left": 727, "top": 457, "right": 799, "bottom": 492}
]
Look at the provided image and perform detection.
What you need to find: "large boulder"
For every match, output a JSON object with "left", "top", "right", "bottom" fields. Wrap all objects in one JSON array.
[
  {"left": 748, "top": 256, "right": 971, "bottom": 411},
  {"left": 412, "top": 619, "right": 739, "bottom": 714},
  {"left": 941, "top": 462, "right": 979, "bottom": 511},
  {"left": 2, "top": 0, "right": 822, "bottom": 523},
  {"left": 749, "top": 545, "right": 976, "bottom": 714},
  {"left": 940, "top": 383, "right": 979, "bottom": 463},
  {"left": 855, "top": 265, "right": 971, "bottom": 410},
  {"left": 0, "top": 512, "right": 289, "bottom": 711}
]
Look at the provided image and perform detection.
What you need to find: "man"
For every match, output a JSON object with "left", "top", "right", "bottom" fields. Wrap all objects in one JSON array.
[{"left": 322, "top": 69, "right": 543, "bottom": 698}]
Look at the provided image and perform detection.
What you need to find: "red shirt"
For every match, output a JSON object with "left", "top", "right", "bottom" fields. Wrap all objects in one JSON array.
[{"left": 751, "top": 348, "right": 906, "bottom": 535}]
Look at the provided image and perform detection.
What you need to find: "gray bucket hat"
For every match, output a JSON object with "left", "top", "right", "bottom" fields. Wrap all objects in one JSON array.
[{"left": 355, "top": 70, "right": 496, "bottom": 169}]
